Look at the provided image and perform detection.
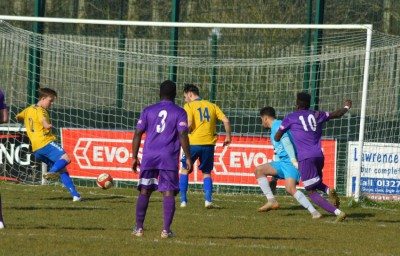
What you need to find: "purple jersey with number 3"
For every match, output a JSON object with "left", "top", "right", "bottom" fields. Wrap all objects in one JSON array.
[
  {"left": 136, "top": 100, "right": 188, "bottom": 171},
  {"left": 279, "top": 110, "right": 330, "bottom": 161}
]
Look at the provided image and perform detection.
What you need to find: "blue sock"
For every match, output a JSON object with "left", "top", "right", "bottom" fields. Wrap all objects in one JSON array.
[
  {"left": 60, "top": 172, "right": 80, "bottom": 197},
  {"left": 179, "top": 174, "right": 188, "bottom": 203},
  {"left": 49, "top": 159, "right": 69, "bottom": 173},
  {"left": 203, "top": 177, "right": 213, "bottom": 202}
]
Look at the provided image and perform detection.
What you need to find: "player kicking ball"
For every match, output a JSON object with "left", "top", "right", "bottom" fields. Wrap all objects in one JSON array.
[
  {"left": 275, "top": 92, "right": 350, "bottom": 222},
  {"left": 16, "top": 88, "right": 81, "bottom": 202},
  {"left": 255, "top": 107, "right": 321, "bottom": 219}
]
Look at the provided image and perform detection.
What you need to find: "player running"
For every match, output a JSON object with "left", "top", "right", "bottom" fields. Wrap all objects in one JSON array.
[
  {"left": 255, "top": 106, "right": 321, "bottom": 219},
  {"left": 16, "top": 88, "right": 81, "bottom": 202},
  {"left": 179, "top": 84, "right": 232, "bottom": 209},
  {"left": 275, "top": 91, "right": 350, "bottom": 222}
]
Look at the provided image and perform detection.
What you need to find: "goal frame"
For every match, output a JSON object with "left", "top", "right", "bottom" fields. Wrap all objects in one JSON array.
[{"left": 0, "top": 15, "right": 373, "bottom": 201}]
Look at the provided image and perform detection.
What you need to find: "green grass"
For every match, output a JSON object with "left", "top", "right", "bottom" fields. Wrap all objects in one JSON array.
[{"left": 1, "top": 182, "right": 400, "bottom": 256}]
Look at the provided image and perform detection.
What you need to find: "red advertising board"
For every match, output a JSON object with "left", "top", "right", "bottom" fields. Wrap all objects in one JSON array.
[{"left": 61, "top": 128, "right": 337, "bottom": 188}]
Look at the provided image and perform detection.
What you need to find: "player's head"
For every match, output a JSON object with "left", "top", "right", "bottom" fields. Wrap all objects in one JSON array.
[
  {"left": 259, "top": 106, "right": 276, "bottom": 128},
  {"left": 38, "top": 87, "right": 57, "bottom": 109},
  {"left": 296, "top": 91, "right": 311, "bottom": 110},
  {"left": 159, "top": 80, "right": 177, "bottom": 101},
  {"left": 183, "top": 83, "right": 200, "bottom": 103}
]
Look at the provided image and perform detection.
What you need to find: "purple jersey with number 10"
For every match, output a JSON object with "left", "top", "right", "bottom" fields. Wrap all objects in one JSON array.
[
  {"left": 279, "top": 110, "right": 330, "bottom": 161},
  {"left": 136, "top": 100, "right": 188, "bottom": 171}
]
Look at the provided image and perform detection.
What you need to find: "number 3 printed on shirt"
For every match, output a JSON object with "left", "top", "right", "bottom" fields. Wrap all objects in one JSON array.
[
  {"left": 299, "top": 114, "right": 317, "bottom": 131},
  {"left": 156, "top": 110, "right": 168, "bottom": 133}
]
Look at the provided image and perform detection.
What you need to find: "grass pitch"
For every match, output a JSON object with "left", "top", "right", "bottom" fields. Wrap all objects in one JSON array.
[{"left": 1, "top": 182, "right": 399, "bottom": 256}]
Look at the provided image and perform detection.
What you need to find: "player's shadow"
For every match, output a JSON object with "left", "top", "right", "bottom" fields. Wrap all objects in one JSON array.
[
  {"left": 46, "top": 195, "right": 125, "bottom": 201},
  {"left": 79, "top": 195, "right": 127, "bottom": 201},
  {"left": 9, "top": 206, "right": 109, "bottom": 211},
  {"left": 346, "top": 212, "right": 375, "bottom": 220},
  {"left": 374, "top": 219, "right": 400, "bottom": 223},
  {"left": 11, "top": 224, "right": 108, "bottom": 231},
  {"left": 196, "top": 235, "right": 309, "bottom": 241},
  {"left": 279, "top": 205, "right": 304, "bottom": 211}
]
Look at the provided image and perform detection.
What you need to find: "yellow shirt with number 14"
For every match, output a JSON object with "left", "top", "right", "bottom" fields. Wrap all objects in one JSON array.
[{"left": 184, "top": 99, "right": 226, "bottom": 145}]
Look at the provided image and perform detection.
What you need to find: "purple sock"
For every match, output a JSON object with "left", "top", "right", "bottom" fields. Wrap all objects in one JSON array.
[
  {"left": 315, "top": 183, "right": 329, "bottom": 194},
  {"left": 0, "top": 195, "right": 4, "bottom": 223},
  {"left": 163, "top": 196, "right": 176, "bottom": 232},
  {"left": 135, "top": 194, "right": 150, "bottom": 229},
  {"left": 308, "top": 191, "right": 336, "bottom": 214}
]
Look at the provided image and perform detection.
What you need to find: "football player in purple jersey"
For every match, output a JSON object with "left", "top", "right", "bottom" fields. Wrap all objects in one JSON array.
[
  {"left": 131, "top": 80, "right": 193, "bottom": 238},
  {"left": 275, "top": 91, "right": 351, "bottom": 222}
]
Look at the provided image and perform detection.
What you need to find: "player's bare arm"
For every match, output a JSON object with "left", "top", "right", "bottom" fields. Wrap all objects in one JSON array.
[
  {"left": 41, "top": 118, "right": 53, "bottom": 129},
  {"left": 0, "top": 108, "right": 8, "bottom": 124},
  {"left": 131, "top": 129, "right": 144, "bottom": 172},
  {"left": 274, "top": 129, "right": 284, "bottom": 142},
  {"left": 329, "top": 99, "right": 352, "bottom": 119},
  {"left": 281, "top": 136, "right": 298, "bottom": 169},
  {"left": 222, "top": 116, "right": 232, "bottom": 146},
  {"left": 179, "top": 130, "right": 193, "bottom": 173},
  {"left": 15, "top": 112, "right": 24, "bottom": 122}
]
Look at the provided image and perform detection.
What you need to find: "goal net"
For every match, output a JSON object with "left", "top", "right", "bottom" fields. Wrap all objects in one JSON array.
[{"left": 0, "top": 17, "right": 399, "bottom": 199}]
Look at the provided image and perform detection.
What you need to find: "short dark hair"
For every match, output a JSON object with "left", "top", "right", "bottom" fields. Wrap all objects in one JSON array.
[
  {"left": 259, "top": 106, "right": 276, "bottom": 118},
  {"left": 160, "top": 80, "right": 176, "bottom": 100},
  {"left": 183, "top": 83, "right": 200, "bottom": 96},
  {"left": 297, "top": 91, "right": 311, "bottom": 109},
  {"left": 39, "top": 88, "right": 57, "bottom": 99}
]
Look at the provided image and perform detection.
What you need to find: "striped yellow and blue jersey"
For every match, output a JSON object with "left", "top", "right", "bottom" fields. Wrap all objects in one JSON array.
[
  {"left": 184, "top": 98, "right": 226, "bottom": 145},
  {"left": 16, "top": 105, "right": 56, "bottom": 152}
]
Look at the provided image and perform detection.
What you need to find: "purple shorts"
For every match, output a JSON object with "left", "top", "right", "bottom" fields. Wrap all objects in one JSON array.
[
  {"left": 298, "top": 157, "right": 325, "bottom": 190},
  {"left": 137, "top": 169, "right": 179, "bottom": 193}
]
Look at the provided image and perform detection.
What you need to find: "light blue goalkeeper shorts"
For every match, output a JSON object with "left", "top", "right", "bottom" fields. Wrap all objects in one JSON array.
[{"left": 270, "top": 160, "right": 300, "bottom": 182}]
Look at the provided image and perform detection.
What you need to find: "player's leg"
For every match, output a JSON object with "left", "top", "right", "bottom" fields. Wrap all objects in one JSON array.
[
  {"left": 199, "top": 146, "right": 215, "bottom": 208},
  {"left": 133, "top": 188, "right": 153, "bottom": 237},
  {"left": 281, "top": 163, "right": 321, "bottom": 218},
  {"left": 0, "top": 194, "right": 4, "bottom": 229},
  {"left": 59, "top": 170, "right": 81, "bottom": 200},
  {"left": 159, "top": 169, "right": 179, "bottom": 238},
  {"left": 133, "top": 169, "right": 158, "bottom": 237},
  {"left": 161, "top": 191, "right": 176, "bottom": 238},
  {"left": 50, "top": 150, "right": 80, "bottom": 200},
  {"left": 179, "top": 146, "right": 198, "bottom": 207},
  {"left": 48, "top": 143, "right": 70, "bottom": 173},
  {"left": 314, "top": 167, "right": 340, "bottom": 208},
  {"left": 37, "top": 143, "right": 81, "bottom": 200},
  {"left": 299, "top": 158, "right": 346, "bottom": 222},
  {"left": 34, "top": 148, "right": 59, "bottom": 181},
  {"left": 255, "top": 162, "right": 280, "bottom": 212},
  {"left": 285, "top": 178, "right": 321, "bottom": 218},
  {"left": 269, "top": 176, "right": 278, "bottom": 195}
]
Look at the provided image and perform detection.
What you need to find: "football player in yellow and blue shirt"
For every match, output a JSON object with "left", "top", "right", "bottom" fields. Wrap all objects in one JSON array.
[
  {"left": 16, "top": 88, "right": 81, "bottom": 201},
  {"left": 179, "top": 84, "right": 231, "bottom": 208}
]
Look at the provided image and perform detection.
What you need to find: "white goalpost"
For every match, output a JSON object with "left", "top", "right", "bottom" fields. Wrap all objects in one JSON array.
[{"left": 1, "top": 15, "right": 397, "bottom": 202}]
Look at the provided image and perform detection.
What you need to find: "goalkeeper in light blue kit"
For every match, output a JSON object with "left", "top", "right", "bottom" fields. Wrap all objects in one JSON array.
[{"left": 255, "top": 106, "right": 321, "bottom": 219}]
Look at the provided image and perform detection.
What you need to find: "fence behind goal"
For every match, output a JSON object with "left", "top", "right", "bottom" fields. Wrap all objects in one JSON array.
[{"left": 0, "top": 18, "right": 399, "bottom": 198}]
